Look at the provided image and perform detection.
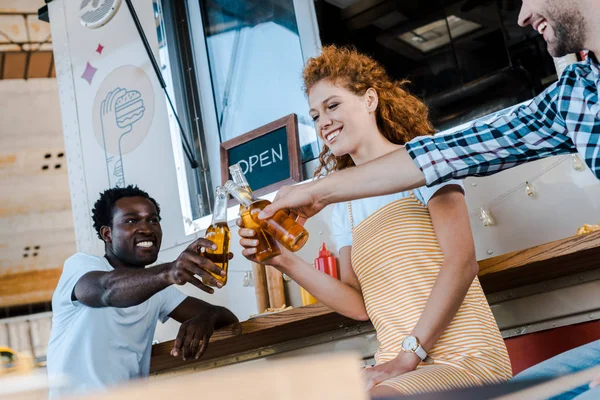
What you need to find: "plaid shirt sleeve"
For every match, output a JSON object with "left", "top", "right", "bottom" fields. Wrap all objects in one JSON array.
[{"left": 405, "top": 60, "right": 600, "bottom": 186}]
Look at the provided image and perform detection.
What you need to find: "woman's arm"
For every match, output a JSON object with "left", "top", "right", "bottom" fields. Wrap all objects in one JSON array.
[
  {"left": 238, "top": 223, "right": 368, "bottom": 321},
  {"left": 276, "top": 247, "right": 368, "bottom": 321},
  {"left": 409, "top": 185, "right": 479, "bottom": 351},
  {"left": 364, "top": 185, "right": 479, "bottom": 389}
]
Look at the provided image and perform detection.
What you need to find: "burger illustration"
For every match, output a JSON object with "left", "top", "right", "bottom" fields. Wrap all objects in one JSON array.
[
  {"left": 115, "top": 89, "right": 145, "bottom": 129},
  {"left": 111, "top": 89, "right": 146, "bottom": 187}
]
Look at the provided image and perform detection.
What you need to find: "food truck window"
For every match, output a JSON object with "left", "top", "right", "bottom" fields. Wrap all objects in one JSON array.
[
  {"left": 154, "top": 0, "right": 321, "bottom": 231},
  {"left": 199, "top": 0, "right": 319, "bottom": 162}
]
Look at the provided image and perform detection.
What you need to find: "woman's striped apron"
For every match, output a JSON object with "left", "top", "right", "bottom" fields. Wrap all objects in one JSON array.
[{"left": 349, "top": 193, "right": 512, "bottom": 394}]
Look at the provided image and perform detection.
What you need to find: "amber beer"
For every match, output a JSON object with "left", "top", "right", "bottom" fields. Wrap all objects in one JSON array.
[
  {"left": 229, "top": 164, "right": 281, "bottom": 262},
  {"left": 202, "top": 186, "right": 231, "bottom": 286},
  {"left": 225, "top": 181, "right": 309, "bottom": 252}
]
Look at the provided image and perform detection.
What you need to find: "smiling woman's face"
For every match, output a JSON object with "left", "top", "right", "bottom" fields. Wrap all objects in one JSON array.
[{"left": 308, "top": 79, "right": 377, "bottom": 158}]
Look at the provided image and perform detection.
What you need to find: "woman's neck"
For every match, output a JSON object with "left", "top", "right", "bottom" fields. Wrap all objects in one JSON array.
[{"left": 349, "top": 131, "right": 402, "bottom": 166}]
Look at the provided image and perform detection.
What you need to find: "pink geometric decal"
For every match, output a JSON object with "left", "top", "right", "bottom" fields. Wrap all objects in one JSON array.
[{"left": 81, "top": 62, "right": 98, "bottom": 85}]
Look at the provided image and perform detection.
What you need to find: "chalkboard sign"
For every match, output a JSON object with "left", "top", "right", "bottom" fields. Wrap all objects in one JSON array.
[{"left": 220, "top": 114, "right": 302, "bottom": 196}]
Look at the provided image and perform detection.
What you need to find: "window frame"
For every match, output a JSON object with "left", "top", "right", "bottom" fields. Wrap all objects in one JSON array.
[{"left": 158, "top": 0, "right": 322, "bottom": 234}]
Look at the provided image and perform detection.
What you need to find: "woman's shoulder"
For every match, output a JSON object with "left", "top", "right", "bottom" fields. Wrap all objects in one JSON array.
[{"left": 415, "top": 180, "right": 465, "bottom": 206}]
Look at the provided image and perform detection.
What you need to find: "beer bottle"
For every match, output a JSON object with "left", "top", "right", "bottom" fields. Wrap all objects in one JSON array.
[
  {"left": 229, "top": 164, "right": 281, "bottom": 262},
  {"left": 224, "top": 181, "right": 309, "bottom": 252},
  {"left": 202, "top": 186, "right": 231, "bottom": 286}
]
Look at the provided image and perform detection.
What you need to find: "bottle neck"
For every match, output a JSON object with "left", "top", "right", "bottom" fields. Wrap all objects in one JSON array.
[
  {"left": 230, "top": 166, "right": 253, "bottom": 194},
  {"left": 211, "top": 188, "right": 228, "bottom": 225},
  {"left": 225, "top": 184, "right": 256, "bottom": 208}
]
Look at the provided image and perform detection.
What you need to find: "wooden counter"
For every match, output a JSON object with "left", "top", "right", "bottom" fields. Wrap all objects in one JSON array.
[
  {"left": 150, "top": 303, "right": 374, "bottom": 374},
  {"left": 478, "top": 230, "right": 600, "bottom": 293},
  {"left": 151, "top": 231, "right": 600, "bottom": 374}
]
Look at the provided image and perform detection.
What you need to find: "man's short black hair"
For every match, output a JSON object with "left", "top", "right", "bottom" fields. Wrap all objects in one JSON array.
[{"left": 92, "top": 185, "right": 161, "bottom": 239}]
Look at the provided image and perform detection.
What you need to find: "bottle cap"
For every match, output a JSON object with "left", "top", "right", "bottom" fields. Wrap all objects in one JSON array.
[{"left": 318, "top": 243, "right": 331, "bottom": 257}]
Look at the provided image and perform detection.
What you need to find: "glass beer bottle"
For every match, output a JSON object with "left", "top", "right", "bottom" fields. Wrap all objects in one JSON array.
[
  {"left": 229, "top": 164, "right": 281, "bottom": 262},
  {"left": 202, "top": 186, "right": 231, "bottom": 286},
  {"left": 224, "top": 181, "right": 309, "bottom": 252}
]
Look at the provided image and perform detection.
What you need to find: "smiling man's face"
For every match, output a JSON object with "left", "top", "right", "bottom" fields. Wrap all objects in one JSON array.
[
  {"left": 518, "top": 0, "right": 587, "bottom": 57},
  {"left": 102, "top": 196, "right": 162, "bottom": 268}
]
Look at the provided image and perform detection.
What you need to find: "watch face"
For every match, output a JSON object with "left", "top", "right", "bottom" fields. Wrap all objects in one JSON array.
[{"left": 403, "top": 336, "right": 418, "bottom": 351}]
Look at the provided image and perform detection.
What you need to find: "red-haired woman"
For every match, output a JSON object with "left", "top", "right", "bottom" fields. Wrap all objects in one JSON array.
[{"left": 238, "top": 46, "right": 511, "bottom": 397}]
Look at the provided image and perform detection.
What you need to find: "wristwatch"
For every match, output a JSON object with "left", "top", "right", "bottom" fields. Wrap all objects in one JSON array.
[{"left": 401, "top": 336, "right": 433, "bottom": 364}]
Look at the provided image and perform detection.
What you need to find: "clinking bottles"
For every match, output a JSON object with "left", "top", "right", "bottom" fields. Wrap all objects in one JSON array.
[
  {"left": 229, "top": 164, "right": 281, "bottom": 262},
  {"left": 202, "top": 186, "right": 231, "bottom": 286},
  {"left": 224, "top": 180, "right": 309, "bottom": 252}
]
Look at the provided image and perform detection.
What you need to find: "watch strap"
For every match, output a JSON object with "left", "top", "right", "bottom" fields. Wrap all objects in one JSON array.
[
  {"left": 414, "top": 344, "right": 427, "bottom": 360},
  {"left": 415, "top": 345, "right": 434, "bottom": 364}
]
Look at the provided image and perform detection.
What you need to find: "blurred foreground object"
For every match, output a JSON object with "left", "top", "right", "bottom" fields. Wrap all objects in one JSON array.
[
  {"left": 73, "top": 353, "right": 365, "bottom": 400},
  {"left": 0, "top": 347, "right": 34, "bottom": 376}
]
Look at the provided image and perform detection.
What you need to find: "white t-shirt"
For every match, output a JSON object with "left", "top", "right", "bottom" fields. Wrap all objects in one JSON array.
[
  {"left": 46, "top": 253, "right": 186, "bottom": 398},
  {"left": 331, "top": 181, "right": 464, "bottom": 252}
]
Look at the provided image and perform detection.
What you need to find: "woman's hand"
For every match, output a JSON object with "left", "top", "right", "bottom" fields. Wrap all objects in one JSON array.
[
  {"left": 364, "top": 352, "right": 421, "bottom": 390},
  {"left": 236, "top": 218, "right": 290, "bottom": 267}
]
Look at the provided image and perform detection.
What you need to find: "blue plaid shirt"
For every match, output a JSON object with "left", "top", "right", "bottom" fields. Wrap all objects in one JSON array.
[{"left": 406, "top": 57, "right": 600, "bottom": 186}]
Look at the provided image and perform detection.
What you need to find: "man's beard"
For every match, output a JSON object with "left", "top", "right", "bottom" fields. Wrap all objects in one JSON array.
[{"left": 547, "top": 7, "right": 586, "bottom": 57}]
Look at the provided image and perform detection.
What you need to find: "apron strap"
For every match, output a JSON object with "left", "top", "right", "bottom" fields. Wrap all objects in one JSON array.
[{"left": 347, "top": 201, "right": 355, "bottom": 230}]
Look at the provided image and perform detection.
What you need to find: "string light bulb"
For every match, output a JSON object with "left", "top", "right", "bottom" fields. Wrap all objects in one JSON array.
[
  {"left": 572, "top": 154, "right": 585, "bottom": 171},
  {"left": 525, "top": 181, "right": 536, "bottom": 197},
  {"left": 479, "top": 207, "right": 494, "bottom": 226}
]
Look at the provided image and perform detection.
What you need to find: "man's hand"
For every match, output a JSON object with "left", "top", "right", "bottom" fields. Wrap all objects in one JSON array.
[
  {"left": 170, "top": 311, "right": 217, "bottom": 361},
  {"left": 165, "top": 238, "right": 233, "bottom": 294},
  {"left": 258, "top": 182, "right": 327, "bottom": 221},
  {"left": 363, "top": 352, "right": 420, "bottom": 391}
]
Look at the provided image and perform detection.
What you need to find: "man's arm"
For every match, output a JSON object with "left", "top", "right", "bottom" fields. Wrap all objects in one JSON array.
[
  {"left": 405, "top": 85, "right": 573, "bottom": 186},
  {"left": 256, "top": 148, "right": 425, "bottom": 220},
  {"left": 73, "top": 238, "right": 227, "bottom": 308},
  {"left": 74, "top": 265, "right": 171, "bottom": 308},
  {"left": 168, "top": 297, "right": 239, "bottom": 360},
  {"left": 169, "top": 297, "right": 238, "bottom": 328},
  {"left": 260, "top": 78, "right": 574, "bottom": 220}
]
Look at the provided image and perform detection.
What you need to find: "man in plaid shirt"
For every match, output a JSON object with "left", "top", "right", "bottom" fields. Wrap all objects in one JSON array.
[
  {"left": 406, "top": 52, "right": 599, "bottom": 186},
  {"left": 261, "top": 0, "right": 600, "bottom": 397}
]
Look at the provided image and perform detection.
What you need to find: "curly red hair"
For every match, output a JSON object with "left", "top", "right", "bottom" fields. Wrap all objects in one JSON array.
[{"left": 304, "top": 45, "right": 434, "bottom": 177}]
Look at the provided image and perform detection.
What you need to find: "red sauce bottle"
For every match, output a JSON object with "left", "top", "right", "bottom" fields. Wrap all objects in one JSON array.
[{"left": 314, "top": 243, "right": 338, "bottom": 279}]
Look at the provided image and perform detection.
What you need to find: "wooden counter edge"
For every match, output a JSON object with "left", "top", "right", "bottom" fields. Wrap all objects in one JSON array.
[
  {"left": 150, "top": 303, "right": 371, "bottom": 373},
  {"left": 151, "top": 232, "right": 600, "bottom": 373},
  {"left": 478, "top": 231, "right": 600, "bottom": 292}
]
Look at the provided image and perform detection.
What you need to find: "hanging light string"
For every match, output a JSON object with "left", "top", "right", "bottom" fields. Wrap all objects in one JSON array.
[{"left": 468, "top": 154, "right": 579, "bottom": 222}]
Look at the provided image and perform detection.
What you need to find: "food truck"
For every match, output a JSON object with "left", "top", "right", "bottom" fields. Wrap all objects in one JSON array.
[{"left": 1, "top": 0, "right": 598, "bottom": 398}]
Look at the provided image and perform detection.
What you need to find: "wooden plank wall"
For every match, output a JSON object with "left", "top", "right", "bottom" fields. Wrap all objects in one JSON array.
[
  {"left": 0, "top": 312, "right": 53, "bottom": 360},
  {"left": 0, "top": 78, "right": 75, "bottom": 308}
]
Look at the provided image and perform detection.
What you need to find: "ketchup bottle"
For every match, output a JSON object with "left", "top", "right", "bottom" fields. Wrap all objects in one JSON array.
[
  {"left": 300, "top": 243, "right": 338, "bottom": 306},
  {"left": 314, "top": 243, "right": 338, "bottom": 279}
]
